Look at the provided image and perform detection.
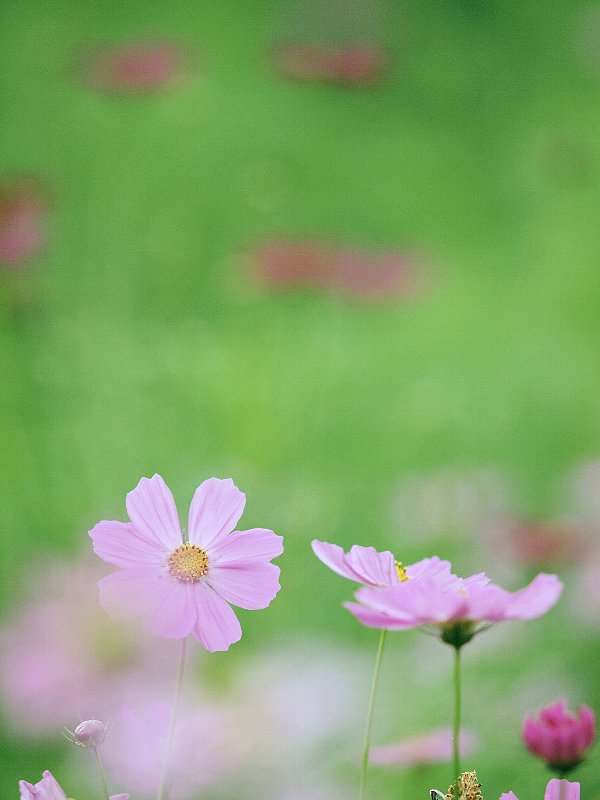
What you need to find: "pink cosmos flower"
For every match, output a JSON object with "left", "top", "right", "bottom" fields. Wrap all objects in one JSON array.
[
  {"left": 90, "top": 475, "right": 283, "bottom": 651},
  {"left": 19, "top": 770, "right": 128, "bottom": 800},
  {"left": 312, "top": 539, "right": 451, "bottom": 588},
  {"left": 0, "top": 178, "right": 49, "bottom": 268},
  {"left": 273, "top": 42, "right": 387, "bottom": 86},
  {"left": 500, "top": 779, "right": 579, "bottom": 800},
  {"left": 523, "top": 700, "right": 596, "bottom": 772},
  {"left": 85, "top": 41, "right": 184, "bottom": 92},
  {"left": 369, "top": 728, "right": 477, "bottom": 768},
  {"left": 345, "top": 562, "right": 562, "bottom": 644}
]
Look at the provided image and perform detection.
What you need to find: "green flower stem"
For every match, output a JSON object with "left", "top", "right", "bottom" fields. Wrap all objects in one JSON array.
[
  {"left": 359, "top": 629, "right": 388, "bottom": 800},
  {"left": 157, "top": 636, "right": 188, "bottom": 800},
  {"left": 93, "top": 746, "right": 111, "bottom": 800},
  {"left": 452, "top": 645, "right": 462, "bottom": 786}
]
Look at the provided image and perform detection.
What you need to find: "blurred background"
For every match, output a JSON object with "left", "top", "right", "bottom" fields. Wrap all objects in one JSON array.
[{"left": 2, "top": 0, "right": 600, "bottom": 798}]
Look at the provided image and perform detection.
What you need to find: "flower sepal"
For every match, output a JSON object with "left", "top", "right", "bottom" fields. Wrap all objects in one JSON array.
[{"left": 440, "top": 621, "right": 477, "bottom": 649}]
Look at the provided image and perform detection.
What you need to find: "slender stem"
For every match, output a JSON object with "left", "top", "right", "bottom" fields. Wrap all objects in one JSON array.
[
  {"left": 359, "top": 629, "right": 388, "bottom": 800},
  {"left": 156, "top": 637, "right": 188, "bottom": 800},
  {"left": 452, "top": 646, "right": 462, "bottom": 787},
  {"left": 93, "top": 747, "right": 111, "bottom": 800}
]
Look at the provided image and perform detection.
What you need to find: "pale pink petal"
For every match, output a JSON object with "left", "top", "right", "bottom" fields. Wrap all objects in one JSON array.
[
  {"left": 209, "top": 528, "right": 283, "bottom": 564},
  {"left": 192, "top": 582, "right": 242, "bottom": 651},
  {"left": 98, "top": 568, "right": 168, "bottom": 619},
  {"left": 356, "top": 581, "right": 467, "bottom": 626},
  {"left": 344, "top": 601, "right": 416, "bottom": 630},
  {"left": 503, "top": 573, "right": 563, "bottom": 620},
  {"left": 464, "top": 584, "right": 513, "bottom": 622},
  {"left": 499, "top": 793, "right": 519, "bottom": 800},
  {"left": 110, "top": 795, "right": 129, "bottom": 800},
  {"left": 19, "top": 771, "right": 67, "bottom": 800},
  {"left": 89, "top": 520, "right": 168, "bottom": 568},
  {"left": 346, "top": 545, "right": 398, "bottom": 586},
  {"left": 312, "top": 540, "right": 397, "bottom": 585},
  {"left": 544, "top": 780, "right": 580, "bottom": 800},
  {"left": 141, "top": 579, "right": 196, "bottom": 639},
  {"left": 406, "top": 556, "right": 452, "bottom": 580},
  {"left": 312, "top": 540, "right": 363, "bottom": 581},
  {"left": 208, "top": 561, "right": 281, "bottom": 609},
  {"left": 188, "top": 478, "right": 246, "bottom": 549},
  {"left": 126, "top": 475, "right": 181, "bottom": 550}
]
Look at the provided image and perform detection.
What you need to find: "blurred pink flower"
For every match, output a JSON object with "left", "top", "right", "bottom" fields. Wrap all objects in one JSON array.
[
  {"left": 101, "top": 688, "right": 240, "bottom": 799},
  {"left": 487, "top": 519, "right": 590, "bottom": 571},
  {"left": 90, "top": 475, "right": 283, "bottom": 651},
  {"left": 523, "top": 700, "right": 596, "bottom": 772},
  {"left": 369, "top": 728, "right": 477, "bottom": 767},
  {"left": 312, "top": 539, "right": 450, "bottom": 588},
  {"left": 252, "top": 239, "right": 427, "bottom": 300},
  {"left": 85, "top": 41, "right": 184, "bottom": 92},
  {"left": 0, "top": 179, "right": 49, "bottom": 268},
  {"left": 273, "top": 42, "right": 387, "bottom": 85},
  {"left": 501, "top": 779, "right": 579, "bottom": 800},
  {"left": 0, "top": 555, "right": 188, "bottom": 734},
  {"left": 346, "top": 564, "right": 562, "bottom": 642},
  {"left": 19, "top": 770, "right": 128, "bottom": 800}
]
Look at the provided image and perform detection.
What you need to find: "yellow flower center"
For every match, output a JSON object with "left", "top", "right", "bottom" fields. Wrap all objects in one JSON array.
[
  {"left": 168, "top": 543, "right": 209, "bottom": 583},
  {"left": 395, "top": 560, "right": 410, "bottom": 582}
]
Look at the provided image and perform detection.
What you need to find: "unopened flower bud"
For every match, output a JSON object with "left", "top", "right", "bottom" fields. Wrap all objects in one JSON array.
[
  {"left": 65, "top": 719, "right": 107, "bottom": 748},
  {"left": 523, "top": 700, "right": 596, "bottom": 774}
]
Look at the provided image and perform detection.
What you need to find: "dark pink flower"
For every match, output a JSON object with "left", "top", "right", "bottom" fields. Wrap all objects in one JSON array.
[
  {"left": 86, "top": 41, "right": 184, "bottom": 92},
  {"left": 252, "top": 238, "right": 426, "bottom": 300},
  {"left": 273, "top": 42, "right": 386, "bottom": 86},
  {"left": 0, "top": 179, "right": 49, "bottom": 268},
  {"left": 345, "top": 563, "right": 562, "bottom": 643},
  {"left": 523, "top": 700, "right": 596, "bottom": 772},
  {"left": 501, "top": 779, "right": 579, "bottom": 800},
  {"left": 90, "top": 475, "right": 283, "bottom": 651},
  {"left": 369, "top": 728, "right": 477, "bottom": 768},
  {"left": 312, "top": 539, "right": 450, "bottom": 588}
]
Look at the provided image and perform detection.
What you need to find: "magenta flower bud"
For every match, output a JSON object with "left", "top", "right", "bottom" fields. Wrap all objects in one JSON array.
[
  {"left": 523, "top": 700, "right": 596, "bottom": 773},
  {"left": 67, "top": 719, "right": 107, "bottom": 748}
]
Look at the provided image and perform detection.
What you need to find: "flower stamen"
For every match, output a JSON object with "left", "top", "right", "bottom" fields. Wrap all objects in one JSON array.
[
  {"left": 168, "top": 543, "right": 209, "bottom": 583},
  {"left": 395, "top": 560, "right": 410, "bottom": 582}
]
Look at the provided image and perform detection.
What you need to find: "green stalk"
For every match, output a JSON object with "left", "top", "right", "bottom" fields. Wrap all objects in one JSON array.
[
  {"left": 359, "top": 629, "right": 388, "bottom": 800},
  {"left": 157, "top": 637, "right": 188, "bottom": 800},
  {"left": 452, "top": 646, "right": 462, "bottom": 787},
  {"left": 93, "top": 746, "right": 111, "bottom": 800}
]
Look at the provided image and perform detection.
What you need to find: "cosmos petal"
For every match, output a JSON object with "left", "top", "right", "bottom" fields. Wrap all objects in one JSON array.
[
  {"left": 89, "top": 520, "right": 169, "bottom": 568},
  {"left": 126, "top": 475, "right": 182, "bottom": 550},
  {"left": 209, "top": 528, "right": 283, "bottom": 563},
  {"left": 192, "top": 582, "right": 242, "bottom": 651},
  {"left": 208, "top": 561, "right": 281, "bottom": 609},
  {"left": 188, "top": 478, "right": 246, "bottom": 549}
]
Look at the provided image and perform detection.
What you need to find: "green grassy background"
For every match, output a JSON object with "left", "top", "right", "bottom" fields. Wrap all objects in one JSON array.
[{"left": 2, "top": 0, "right": 600, "bottom": 798}]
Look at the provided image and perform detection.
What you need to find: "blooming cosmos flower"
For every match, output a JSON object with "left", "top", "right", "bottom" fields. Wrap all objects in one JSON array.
[
  {"left": 500, "top": 778, "right": 579, "bottom": 800},
  {"left": 312, "top": 540, "right": 451, "bottom": 587},
  {"left": 345, "top": 563, "right": 562, "bottom": 645},
  {"left": 523, "top": 700, "right": 596, "bottom": 773},
  {"left": 19, "top": 770, "right": 128, "bottom": 799},
  {"left": 90, "top": 475, "right": 283, "bottom": 651}
]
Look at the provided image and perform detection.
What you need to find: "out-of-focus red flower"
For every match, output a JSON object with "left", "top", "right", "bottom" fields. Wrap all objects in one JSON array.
[
  {"left": 0, "top": 179, "right": 49, "bottom": 269},
  {"left": 86, "top": 41, "right": 184, "bottom": 92},
  {"left": 506, "top": 521, "right": 590, "bottom": 569},
  {"left": 273, "top": 42, "right": 387, "bottom": 85},
  {"left": 252, "top": 239, "right": 427, "bottom": 300},
  {"left": 523, "top": 700, "right": 596, "bottom": 774}
]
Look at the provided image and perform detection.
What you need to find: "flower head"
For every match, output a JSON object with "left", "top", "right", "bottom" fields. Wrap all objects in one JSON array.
[
  {"left": 90, "top": 475, "right": 283, "bottom": 651},
  {"left": 523, "top": 700, "right": 596, "bottom": 773},
  {"left": 501, "top": 779, "right": 579, "bottom": 800},
  {"left": 312, "top": 539, "right": 451, "bottom": 588},
  {"left": 344, "top": 562, "right": 562, "bottom": 644},
  {"left": 65, "top": 718, "right": 108, "bottom": 748}
]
